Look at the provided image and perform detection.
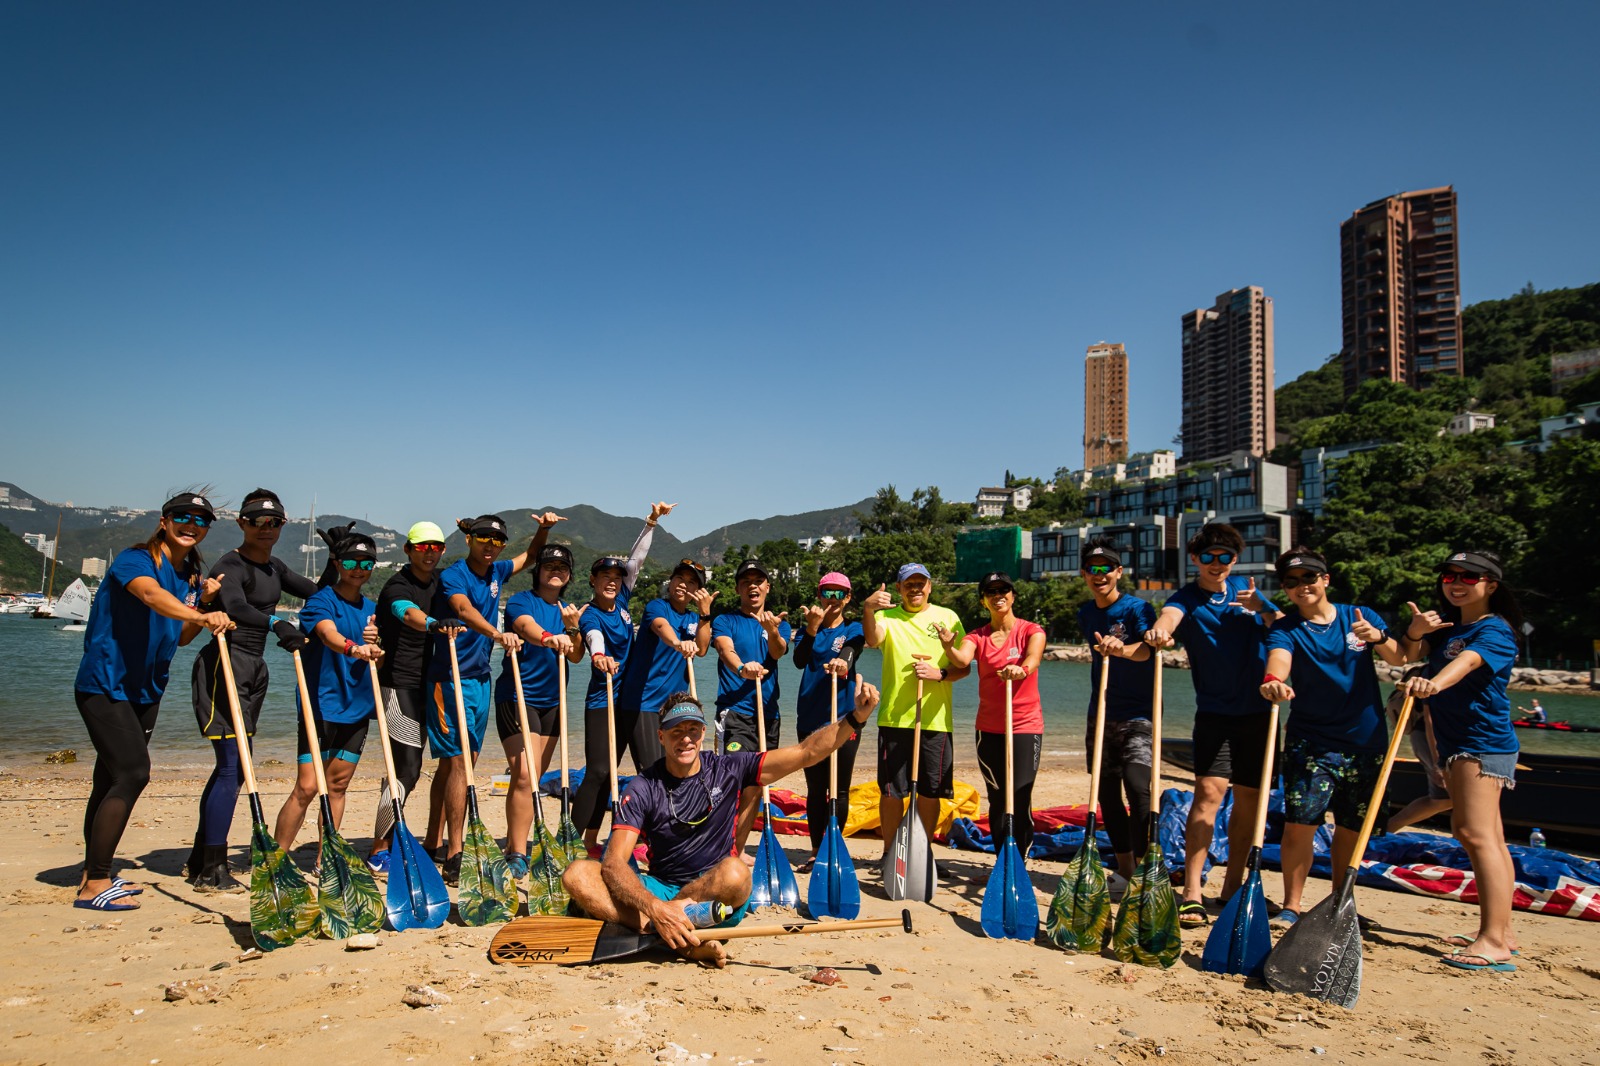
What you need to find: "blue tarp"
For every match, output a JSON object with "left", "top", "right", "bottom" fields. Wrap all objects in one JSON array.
[{"left": 537, "top": 768, "right": 633, "bottom": 809}]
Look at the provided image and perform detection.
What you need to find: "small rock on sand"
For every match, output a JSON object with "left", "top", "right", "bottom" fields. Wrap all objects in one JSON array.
[
  {"left": 163, "top": 980, "right": 218, "bottom": 1004},
  {"left": 402, "top": 984, "right": 450, "bottom": 1008},
  {"left": 345, "top": 933, "right": 381, "bottom": 951}
]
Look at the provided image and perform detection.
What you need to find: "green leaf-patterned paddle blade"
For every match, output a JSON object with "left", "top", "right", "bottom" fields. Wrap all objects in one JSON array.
[
  {"left": 1046, "top": 837, "right": 1110, "bottom": 952},
  {"left": 249, "top": 823, "right": 318, "bottom": 951},
  {"left": 525, "top": 812, "right": 570, "bottom": 916},
  {"left": 458, "top": 806, "right": 516, "bottom": 926},
  {"left": 317, "top": 824, "right": 384, "bottom": 939},
  {"left": 555, "top": 810, "right": 586, "bottom": 868},
  {"left": 1110, "top": 844, "right": 1180, "bottom": 968}
]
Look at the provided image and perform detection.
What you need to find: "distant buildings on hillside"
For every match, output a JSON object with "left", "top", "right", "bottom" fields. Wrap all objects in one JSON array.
[
  {"left": 1083, "top": 342, "right": 1129, "bottom": 469},
  {"left": 1180, "top": 286, "right": 1276, "bottom": 463}
]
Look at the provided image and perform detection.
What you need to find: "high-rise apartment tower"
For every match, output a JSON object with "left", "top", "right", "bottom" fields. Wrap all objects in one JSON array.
[
  {"left": 1084, "top": 342, "right": 1129, "bottom": 469},
  {"left": 1180, "top": 287, "right": 1275, "bottom": 463},
  {"left": 1339, "top": 186, "right": 1461, "bottom": 393}
]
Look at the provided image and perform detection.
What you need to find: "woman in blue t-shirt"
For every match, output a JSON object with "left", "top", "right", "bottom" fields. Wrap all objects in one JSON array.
[
  {"left": 1400, "top": 549, "right": 1525, "bottom": 972},
  {"left": 1259, "top": 548, "right": 1407, "bottom": 924},
  {"left": 72, "top": 493, "right": 233, "bottom": 911},
  {"left": 791, "top": 572, "right": 865, "bottom": 868}
]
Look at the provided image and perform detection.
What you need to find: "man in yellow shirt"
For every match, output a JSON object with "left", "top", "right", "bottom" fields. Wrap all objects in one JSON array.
[{"left": 861, "top": 563, "right": 969, "bottom": 869}]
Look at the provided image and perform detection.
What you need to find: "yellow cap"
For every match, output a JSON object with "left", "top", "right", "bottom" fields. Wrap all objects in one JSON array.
[{"left": 406, "top": 521, "right": 446, "bottom": 545}]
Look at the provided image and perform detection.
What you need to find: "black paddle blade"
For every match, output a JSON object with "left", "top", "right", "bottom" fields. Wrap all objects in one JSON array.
[{"left": 1263, "top": 877, "right": 1363, "bottom": 1007}]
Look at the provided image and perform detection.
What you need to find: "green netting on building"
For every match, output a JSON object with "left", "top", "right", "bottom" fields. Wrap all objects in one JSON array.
[{"left": 954, "top": 526, "right": 1022, "bottom": 583}]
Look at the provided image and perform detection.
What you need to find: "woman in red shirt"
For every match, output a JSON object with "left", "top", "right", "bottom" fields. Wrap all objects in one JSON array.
[{"left": 939, "top": 572, "right": 1048, "bottom": 858}]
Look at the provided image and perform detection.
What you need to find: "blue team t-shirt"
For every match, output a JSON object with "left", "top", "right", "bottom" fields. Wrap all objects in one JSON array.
[
  {"left": 429, "top": 558, "right": 515, "bottom": 682},
  {"left": 1424, "top": 614, "right": 1520, "bottom": 759},
  {"left": 494, "top": 591, "right": 569, "bottom": 707},
  {"left": 1264, "top": 603, "right": 1388, "bottom": 752},
  {"left": 299, "top": 585, "right": 377, "bottom": 724},
  {"left": 1077, "top": 595, "right": 1157, "bottom": 723},
  {"left": 579, "top": 585, "right": 635, "bottom": 711},
  {"left": 713, "top": 612, "right": 791, "bottom": 719},
  {"left": 1165, "top": 577, "right": 1276, "bottom": 716},
  {"left": 618, "top": 598, "right": 704, "bottom": 713},
  {"left": 75, "top": 547, "right": 200, "bottom": 704},
  {"left": 794, "top": 622, "right": 863, "bottom": 735},
  {"left": 615, "top": 750, "right": 765, "bottom": 885}
]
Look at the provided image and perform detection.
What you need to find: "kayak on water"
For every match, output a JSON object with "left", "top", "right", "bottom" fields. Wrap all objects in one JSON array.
[{"left": 1512, "top": 720, "right": 1600, "bottom": 734}]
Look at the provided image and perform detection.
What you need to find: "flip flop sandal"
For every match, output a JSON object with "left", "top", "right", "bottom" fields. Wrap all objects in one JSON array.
[
  {"left": 1442, "top": 934, "right": 1519, "bottom": 955},
  {"left": 1442, "top": 952, "right": 1516, "bottom": 973},
  {"left": 74, "top": 886, "right": 140, "bottom": 911},
  {"left": 1178, "top": 901, "right": 1209, "bottom": 927},
  {"left": 112, "top": 877, "right": 144, "bottom": 896},
  {"left": 1271, "top": 909, "right": 1300, "bottom": 927}
]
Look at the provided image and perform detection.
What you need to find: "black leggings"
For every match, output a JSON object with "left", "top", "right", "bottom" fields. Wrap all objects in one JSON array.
[
  {"left": 77, "top": 690, "right": 159, "bottom": 880},
  {"left": 974, "top": 729, "right": 1041, "bottom": 858},
  {"left": 572, "top": 704, "right": 663, "bottom": 832},
  {"left": 1090, "top": 719, "right": 1154, "bottom": 856},
  {"left": 799, "top": 725, "right": 861, "bottom": 852}
]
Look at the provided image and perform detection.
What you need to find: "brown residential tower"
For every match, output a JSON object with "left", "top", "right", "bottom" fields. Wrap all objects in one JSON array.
[{"left": 1084, "top": 342, "right": 1129, "bottom": 469}]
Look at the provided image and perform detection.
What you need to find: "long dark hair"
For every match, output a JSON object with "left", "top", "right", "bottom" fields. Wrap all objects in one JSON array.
[{"left": 1436, "top": 549, "right": 1525, "bottom": 650}]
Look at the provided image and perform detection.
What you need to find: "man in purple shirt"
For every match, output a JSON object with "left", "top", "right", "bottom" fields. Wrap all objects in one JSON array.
[{"left": 563, "top": 680, "right": 881, "bottom": 967}]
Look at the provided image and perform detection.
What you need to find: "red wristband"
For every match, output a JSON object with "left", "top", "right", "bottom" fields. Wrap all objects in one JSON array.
[
  {"left": 1262, "top": 673, "right": 1280, "bottom": 685},
  {"left": 344, "top": 639, "right": 357, "bottom": 656}
]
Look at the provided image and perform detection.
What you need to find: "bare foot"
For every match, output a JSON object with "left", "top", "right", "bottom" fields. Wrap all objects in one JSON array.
[
  {"left": 739, "top": 853, "right": 755, "bottom": 868},
  {"left": 680, "top": 940, "right": 729, "bottom": 968}
]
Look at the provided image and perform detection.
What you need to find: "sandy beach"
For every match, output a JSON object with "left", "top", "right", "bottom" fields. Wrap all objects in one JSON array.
[{"left": 3, "top": 756, "right": 1596, "bottom": 1066}]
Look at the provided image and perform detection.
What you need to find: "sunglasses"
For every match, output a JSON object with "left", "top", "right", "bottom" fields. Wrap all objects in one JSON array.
[
  {"left": 1280, "top": 573, "right": 1322, "bottom": 589},
  {"left": 667, "top": 781, "right": 711, "bottom": 827},
  {"left": 169, "top": 513, "right": 212, "bottom": 528},
  {"left": 408, "top": 542, "right": 445, "bottom": 554},
  {"left": 1440, "top": 571, "right": 1485, "bottom": 585},
  {"left": 340, "top": 559, "right": 376, "bottom": 571},
  {"left": 245, "top": 516, "right": 285, "bottom": 529},
  {"left": 1197, "top": 551, "right": 1235, "bottom": 565},
  {"left": 981, "top": 586, "right": 1012, "bottom": 597},
  {"left": 470, "top": 535, "right": 507, "bottom": 547},
  {"left": 818, "top": 589, "right": 849, "bottom": 601},
  {"left": 1085, "top": 564, "right": 1114, "bottom": 576}
]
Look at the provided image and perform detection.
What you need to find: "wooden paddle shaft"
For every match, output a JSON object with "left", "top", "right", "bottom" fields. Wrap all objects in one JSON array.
[
  {"left": 1149, "top": 650, "right": 1162, "bottom": 802},
  {"left": 1346, "top": 695, "right": 1413, "bottom": 868},
  {"left": 1003, "top": 679, "right": 1014, "bottom": 820},
  {"left": 447, "top": 634, "right": 477, "bottom": 787},
  {"left": 1086, "top": 654, "right": 1110, "bottom": 823},
  {"left": 755, "top": 677, "right": 771, "bottom": 805},
  {"left": 910, "top": 654, "right": 930, "bottom": 790},
  {"left": 368, "top": 659, "right": 405, "bottom": 798},
  {"left": 214, "top": 631, "right": 261, "bottom": 798},
  {"left": 509, "top": 646, "right": 540, "bottom": 820},
  {"left": 605, "top": 671, "right": 621, "bottom": 807},
  {"left": 686, "top": 654, "right": 697, "bottom": 701},
  {"left": 289, "top": 650, "right": 333, "bottom": 799},
  {"left": 704, "top": 913, "right": 908, "bottom": 942},
  {"left": 1250, "top": 704, "right": 1281, "bottom": 848},
  {"left": 558, "top": 654, "right": 571, "bottom": 789},
  {"left": 829, "top": 675, "right": 839, "bottom": 799}
]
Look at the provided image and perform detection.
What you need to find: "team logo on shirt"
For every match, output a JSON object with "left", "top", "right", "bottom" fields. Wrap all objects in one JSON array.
[
  {"left": 727, "top": 742, "right": 743, "bottom": 752},
  {"left": 688, "top": 621, "right": 699, "bottom": 635},
  {"left": 1444, "top": 638, "right": 1467, "bottom": 660},
  {"left": 1346, "top": 631, "right": 1367, "bottom": 653},
  {"left": 185, "top": 591, "right": 198, "bottom": 608},
  {"left": 1109, "top": 622, "right": 1129, "bottom": 641},
  {"left": 831, "top": 636, "right": 845, "bottom": 653},
  {"left": 925, "top": 622, "right": 942, "bottom": 637},
  {"left": 489, "top": 580, "right": 500, "bottom": 598},
  {"left": 708, "top": 785, "right": 724, "bottom": 803},
  {"left": 621, "top": 609, "right": 632, "bottom": 626},
  {"left": 1007, "top": 646, "right": 1021, "bottom": 660}
]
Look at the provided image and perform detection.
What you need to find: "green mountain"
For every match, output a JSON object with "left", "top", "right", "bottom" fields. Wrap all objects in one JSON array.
[
  {"left": 678, "top": 500, "right": 869, "bottom": 564},
  {"left": 0, "top": 522, "right": 84, "bottom": 596}
]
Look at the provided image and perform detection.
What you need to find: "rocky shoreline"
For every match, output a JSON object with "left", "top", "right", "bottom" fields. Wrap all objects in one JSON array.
[{"left": 1042, "top": 643, "right": 1596, "bottom": 694}]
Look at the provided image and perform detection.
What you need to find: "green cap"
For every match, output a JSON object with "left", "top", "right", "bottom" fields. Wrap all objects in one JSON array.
[{"left": 406, "top": 521, "right": 446, "bottom": 545}]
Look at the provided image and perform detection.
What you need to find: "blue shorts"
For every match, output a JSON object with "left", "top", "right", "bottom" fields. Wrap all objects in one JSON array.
[
  {"left": 1442, "top": 750, "right": 1517, "bottom": 788},
  {"left": 639, "top": 869, "right": 749, "bottom": 928},
  {"left": 428, "top": 678, "right": 490, "bottom": 759}
]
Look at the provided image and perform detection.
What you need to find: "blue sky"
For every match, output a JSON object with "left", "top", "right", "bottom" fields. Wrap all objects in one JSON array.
[{"left": 4, "top": 3, "right": 1597, "bottom": 536}]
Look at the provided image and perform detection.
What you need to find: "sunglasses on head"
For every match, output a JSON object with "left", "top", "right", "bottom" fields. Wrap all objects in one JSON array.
[
  {"left": 1440, "top": 570, "right": 1485, "bottom": 585},
  {"left": 169, "top": 513, "right": 212, "bottom": 528},
  {"left": 1085, "top": 564, "right": 1114, "bottom": 576},
  {"left": 1197, "top": 551, "right": 1235, "bottom": 565},
  {"left": 1280, "top": 572, "right": 1321, "bottom": 589},
  {"left": 470, "top": 535, "right": 507, "bottom": 547},
  {"left": 245, "top": 516, "right": 285, "bottom": 529},
  {"left": 408, "top": 542, "right": 445, "bottom": 554},
  {"left": 818, "top": 588, "right": 849, "bottom": 601},
  {"left": 340, "top": 559, "right": 376, "bottom": 571}
]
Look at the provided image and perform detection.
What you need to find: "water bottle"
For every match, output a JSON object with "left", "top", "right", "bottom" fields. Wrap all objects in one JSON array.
[
  {"left": 1529, "top": 828, "right": 1547, "bottom": 849},
  {"left": 682, "top": 900, "right": 732, "bottom": 928}
]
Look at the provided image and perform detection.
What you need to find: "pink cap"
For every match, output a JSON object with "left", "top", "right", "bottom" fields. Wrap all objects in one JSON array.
[{"left": 818, "top": 571, "right": 852, "bottom": 591}]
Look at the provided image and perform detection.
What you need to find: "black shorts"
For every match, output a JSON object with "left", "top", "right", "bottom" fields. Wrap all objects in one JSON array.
[
  {"left": 717, "top": 709, "right": 780, "bottom": 755},
  {"left": 192, "top": 640, "right": 268, "bottom": 739},
  {"left": 1086, "top": 717, "right": 1154, "bottom": 775},
  {"left": 495, "top": 701, "right": 560, "bottom": 742},
  {"left": 1192, "top": 710, "right": 1274, "bottom": 788},
  {"left": 297, "top": 711, "right": 370, "bottom": 766},
  {"left": 877, "top": 726, "right": 955, "bottom": 800}
]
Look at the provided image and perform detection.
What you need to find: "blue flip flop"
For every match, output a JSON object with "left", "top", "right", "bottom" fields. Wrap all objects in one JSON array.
[
  {"left": 1443, "top": 934, "right": 1518, "bottom": 956},
  {"left": 74, "top": 886, "right": 140, "bottom": 912},
  {"left": 1443, "top": 952, "right": 1516, "bottom": 973},
  {"left": 112, "top": 877, "right": 144, "bottom": 896}
]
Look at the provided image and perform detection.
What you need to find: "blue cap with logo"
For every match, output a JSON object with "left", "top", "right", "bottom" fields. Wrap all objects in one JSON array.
[{"left": 897, "top": 563, "right": 931, "bottom": 583}]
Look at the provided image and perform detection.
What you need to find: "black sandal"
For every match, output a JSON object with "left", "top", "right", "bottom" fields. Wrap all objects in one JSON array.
[{"left": 1178, "top": 900, "right": 1209, "bottom": 927}]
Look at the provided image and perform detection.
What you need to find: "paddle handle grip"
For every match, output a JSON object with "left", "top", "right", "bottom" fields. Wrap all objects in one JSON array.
[
  {"left": 1347, "top": 695, "right": 1413, "bottom": 869},
  {"left": 703, "top": 910, "right": 912, "bottom": 942}
]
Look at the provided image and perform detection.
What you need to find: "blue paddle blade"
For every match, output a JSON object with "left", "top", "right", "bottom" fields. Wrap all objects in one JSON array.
[
  {"left": 385, "top": 812, "right": 450, "bottom": 932},
  {"left": 751, "top": 803, "right": 799, "bottom": 909},
  {"left": 808, "top": 817, "right": 861, "bottom": 919},
  {"left": 981, "top": 828, "right": 1039, "bottom": 941},
  {"left": 1203, "top": 855, "right": 1270, "bottom": 977}
]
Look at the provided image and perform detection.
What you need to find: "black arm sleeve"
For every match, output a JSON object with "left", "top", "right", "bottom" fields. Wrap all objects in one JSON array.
[
  {"left": 836, "top": 632, "right": 866, "bottom": 674},
  {"left": 276, "top": 559, "right": 318, "bottom": 601},
  {"left": 793, "top": 632, "right": 815, "bottom": 667},
  {"left": 212, "top": 554, "right": 275, "bottom": 629}
]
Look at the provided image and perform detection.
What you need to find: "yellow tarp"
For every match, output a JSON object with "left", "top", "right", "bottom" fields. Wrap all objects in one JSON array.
[{"left": 842, "top": 779, "right": 980, "bottom": 840}]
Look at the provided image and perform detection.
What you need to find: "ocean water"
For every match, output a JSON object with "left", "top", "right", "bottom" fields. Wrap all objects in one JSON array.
[{"left": 3, "top": 614, "right": 1596, "bottom": 770}]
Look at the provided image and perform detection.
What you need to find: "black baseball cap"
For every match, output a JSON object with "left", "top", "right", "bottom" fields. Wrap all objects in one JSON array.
[
  {"left": 238, "top": 495, "right": 284, "bottom": 521},
  {"left": 735, "top": 559, "right": 770, "bottom": 582},
  {"left": 537, "top": 544, "right": 575, "bottom": 571},
  {"left": 978, "top": 571, "right": 1015, "bottom": 595},
  {"left": 672, "top": 558, "right": 709, "bottom": 587},
  {"left": 1440, "top": 551, "right": 1502, "bottom": 580},
  {"left": 591, "top": 554, "right": 629, "bottom": 575},
  {"left": 465, "top": 514, "right": 509, "bottom": 540},
  {"left": 1276, "top": 550, "right": 1329, "bottom": 578},
  {"left": 1081, "top": 544, "right": 1122, "bottom": 569},
  {"left": 337, "top": 535, "right": 378, "bottom": 560},
  {"left": 161, "top": 492, "right": 216, "bottom": 521}
]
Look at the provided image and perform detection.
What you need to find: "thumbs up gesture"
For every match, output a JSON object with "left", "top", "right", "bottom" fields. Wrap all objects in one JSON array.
[{"left": 862, "top": 583, "right": 893, "bottom": 613}]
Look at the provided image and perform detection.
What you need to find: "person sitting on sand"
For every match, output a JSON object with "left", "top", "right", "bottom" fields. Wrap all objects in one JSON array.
[{"left": 562, "top": 682, "right": 880, "bottom": 967}]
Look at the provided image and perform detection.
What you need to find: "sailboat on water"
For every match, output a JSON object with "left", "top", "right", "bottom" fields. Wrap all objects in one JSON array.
[{"left": 54, "top": 579, "right": 92, "bottom": 632}]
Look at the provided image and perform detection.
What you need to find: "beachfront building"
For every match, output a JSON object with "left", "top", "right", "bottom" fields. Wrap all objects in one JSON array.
[
  {"left": 81, "top": 557, "right": 107, "bottom": 580},
  {"left": 1083, "top": 342, "right": 1129, "bottom": 469},
  {"left": 974, "top": 485, "right": 1033, "bottom": 518},
  {"left": 1030, "top": 453, "right": 1294, "bottom": 593},
  {"left": 1180, "top": 287, "right": 1275, "bottom": 463},
  {"left": 1339, "top": 186, "right": 1462, "bottom": 394}
]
